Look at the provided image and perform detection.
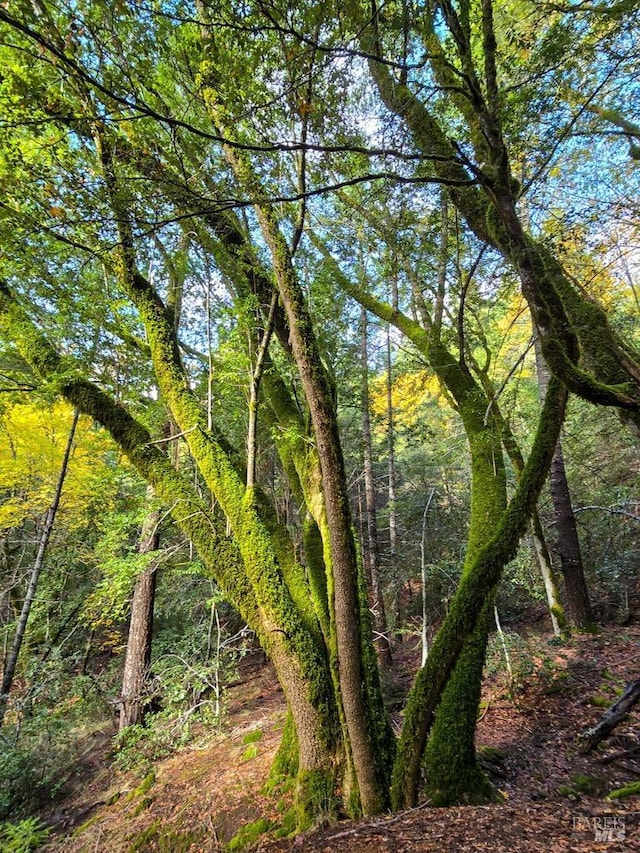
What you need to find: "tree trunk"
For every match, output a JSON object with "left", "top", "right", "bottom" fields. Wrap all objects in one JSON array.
[
  {"left": 211, "top": 139, "right": 393, "bottom": 813},
  {"left": 360, "top": 306, "right": 392, "bottom": 667},
  {"left": 268, "top": 239, "right": 389, "bottom": 815},
  {"left": 530, "top": 512, "right": 565, "bottom": 637},
  {"left": 534, "top": 334, "right": 594, "bottom": 628},
  {"left": 548, "top": 441, "right": 594, "bottom": 628},
  {"left": 119, "top": 497, "right": 160, "bottom": 731},
  {"left": 0, "top": 408, "right": 79, "bottom": 728},
  {"left": 422, "top": 423, "right": 505, "bottom": 806},
  {"left": 391, "top": 377, "right": 568, "bottom": 809},
  {"left": 1, "top": 280, "right": 341, "bottom": 830},
  {"left": 420, "top": 489, "right": 435, "bottom": 665},
  {"left": 580, "top": 678, "right": 640, "bottom": 753},
  {"left": 386, "top": 283, "right": 400, "bottom": 628}
]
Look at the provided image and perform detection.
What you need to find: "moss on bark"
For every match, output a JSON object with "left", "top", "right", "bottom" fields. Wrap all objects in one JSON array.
[
  {"left": 422, "top": 392, "right": 506, "bottom": 805},
  {"left": 0, "top": 281, "right": 342, "bottom": 827},
  {"left": 391, "top": 376, "right": 568, "bottom": 809},
  {"left": 423, "top": 606, "right": 496, "bottom": 806}
]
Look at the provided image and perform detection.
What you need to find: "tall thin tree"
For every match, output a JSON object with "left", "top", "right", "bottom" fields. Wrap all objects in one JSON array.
[
  {"left": 535, "top": 335, "right": 594, "bottom": 628},
  {"left": 0, "top": 408, "right": 79, "bottom": 727},
  {"left": 360, "top": 305, "right": 392, "bottom": 666}
]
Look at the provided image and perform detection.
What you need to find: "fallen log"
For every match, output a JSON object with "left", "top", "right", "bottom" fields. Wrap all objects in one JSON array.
[{"left": 580, "top": 677, "right": 640, "bottom": 753}]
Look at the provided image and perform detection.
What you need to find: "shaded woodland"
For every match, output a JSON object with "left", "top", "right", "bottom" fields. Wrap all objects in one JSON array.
[{"left": 0, "top": 0, "right": 639, "bottom": 849}]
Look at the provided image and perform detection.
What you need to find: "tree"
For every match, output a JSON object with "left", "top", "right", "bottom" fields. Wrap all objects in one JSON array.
[
  {"left": 535, "top": 338, "right": 594, "bottom": 628},
  {"left": 360, "top": 306, "right": 393, "bottom": 667},
  {"left": 0, "top": 4, "right": 392, "bottom": 820},
  {"left": 0, "top": 0, "right": 635, "bottom": 825},
  {"left": 311, "top": 193, "right": 560, "bottom": 804},
  {"left": 0, "top": 408, "right": 78, "bottom": 727},
  {"left": 118, "top": 493, "right": 161, "bottom": 731},
  {"left": 350, "top": 0, "right": 640, "bottom": 427}
]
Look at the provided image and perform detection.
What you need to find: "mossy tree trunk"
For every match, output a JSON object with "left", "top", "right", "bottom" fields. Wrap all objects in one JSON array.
[
  {"left": 90, "top": 72, "right": 395, "bottom": 811},
  {"left": 228, "top": 158, "right": 391, "bottom": 816},
  {"left": 0, "top": 278, "right": 343, "bottom": 826},
  {"left": 190, "top": 20, "right": 394, "bottom": 807},
  {"left": 465, "top": 337, "right": 567, "bottom": 637},
  {"left": 422, "top": 415, "right": 505, "bottom": 806},
  {"left": 316, "top": 238, "right": 509, "bottom": 805},
  {"left": 315, "top": 220, "right": 569, "bottom": 803},
  {"left": 390, "top": 374, "right": 568, "bottom": 808}
]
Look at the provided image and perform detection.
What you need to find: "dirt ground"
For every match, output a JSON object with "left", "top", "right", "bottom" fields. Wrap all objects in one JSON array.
[{"left": 42, "top": 626, "right": 640, "bottom": 852}]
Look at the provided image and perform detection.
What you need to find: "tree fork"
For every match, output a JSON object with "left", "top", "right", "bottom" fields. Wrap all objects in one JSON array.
[
  {"left": 0, "top": 407, "right": 79, "bottom": 728},
  {"left": 390, "top": 375, "right": 568, "bottom": 809},
  {"left": 0, "top": 283, "right": 339, "bottom": 811}
]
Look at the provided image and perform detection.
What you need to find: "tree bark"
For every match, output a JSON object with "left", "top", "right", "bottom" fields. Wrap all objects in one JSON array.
[
  {"left": 548, "top": 441, "right": 594, "bottom": 628},
  {"left": 0, "top": 407, "right": 79, "bottom": 728},
  {"left": 391, "top": 376, "right": 568, "bottom": 808},
  {"left": 360, "top": 307, "right": 392, "bottom": 667},
  {"left": 580, "top": 678, "right": 640, "bottom": 753},
  {"left": 118, "top": 497, "right": 160, "bottom": 731},
  {"left": 386, "top": 283, "right": 400, "bottom": 628},
  {"left": 530, "top": 512, "right": 565, "bottom": 637},
  {"left": 263, "top": 222, "right": 389, "bottom": 815},
  {"left": 209, "top": 131, "right": 392, "bottom": 811},
  {"left": 0, "top": 279, "right": 340, "bottom": 829},
  {"left": 422, "top": 421, "right": 505, "bottom": 807},
  {"left": 535, "top": 335, "right": 594, "bottom": 628}
]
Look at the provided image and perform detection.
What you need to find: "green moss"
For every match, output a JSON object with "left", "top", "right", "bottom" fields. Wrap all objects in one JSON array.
[
  {"left": 422, "top": 409, "right": 505, "bottom": 808},
  {"left": 478, "top": 746, "right": 506, "bottom": 763},
  {"left": 571, "top": 774, "right": 607, "bottom": 796},
  {"left": 423, "top": 608, "right": 496, "bottom": 807},
  {"left": 607, "top": 780, "right": 640, "bottom": 800},
  {"left": 242, "top": 744, "right": 259, "bottom": 762},
  {"left": 558, "top": 774, "right": 606, "bottom": 799},
  {"left": 391, "top": 375, "right": 567, "bottom": 810},
  {"left": 128, "top": 822, "right": 206, "bottom": 852},
  {"left": 354, "top": 554, "right": 395, "bottom": 803},
  {"left": 274, "top": 807, "right": 298, "bottom": 838},
  {"left": 227, "top": 818, "right": 273, "bottom": 851},
  {"left": 557, "top": 785, "right": 579, "bottom": 799},
  {"left": 587, "top": 694, "right": 611, "bottom": 708},
  {"left": 265, "top": 711, "right": 299, "bottom": 793},
  {"left": 301, "top": 514, "right": 330, "bottom": 636},
  {"left": 542, "top": 670, "right": 571, "bottom": 695},
  {"left": 131, "top": 796, "right": 153, "bottom": 817},
  {"left": 128, "top": 821, "right": 160, "bottom": 852},
  {"left": 71, "top": 814, "right": 101, "bottom": 837},
  {"left": 242, "top": 729, "right": 263, "bottom": 745},
  {"left": 137, "top": 771, "right": 156, "bottom": 794},
  {"left": 551, "top": 603, "right": 568, "bottom": 631},
  {"left": 295, "top": 767, "right": 337, "bottom": 831},
  {"left": 125, "top": 771, "right": 155, "bottom": 802}
]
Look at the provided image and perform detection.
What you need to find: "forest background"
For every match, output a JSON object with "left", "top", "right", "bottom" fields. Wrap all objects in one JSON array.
[{"left": 0, "top": 0, "right": 639, "bottom": 845}]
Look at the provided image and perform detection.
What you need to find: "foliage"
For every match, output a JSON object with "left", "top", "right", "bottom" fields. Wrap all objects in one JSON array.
[
  {"left": 0, "top": 659, "right": 110, "bottom": 819},
  {"left": 0, "top": 817, "right": 50, "bottom": 853},
  {"left": 0, "top": 0, "right": 639, "bottom": 828}
]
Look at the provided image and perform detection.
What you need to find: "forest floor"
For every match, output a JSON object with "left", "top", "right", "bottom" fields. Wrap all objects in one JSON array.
[{"left": 41, "top": 623, "right": 640, "bottom": 852}]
